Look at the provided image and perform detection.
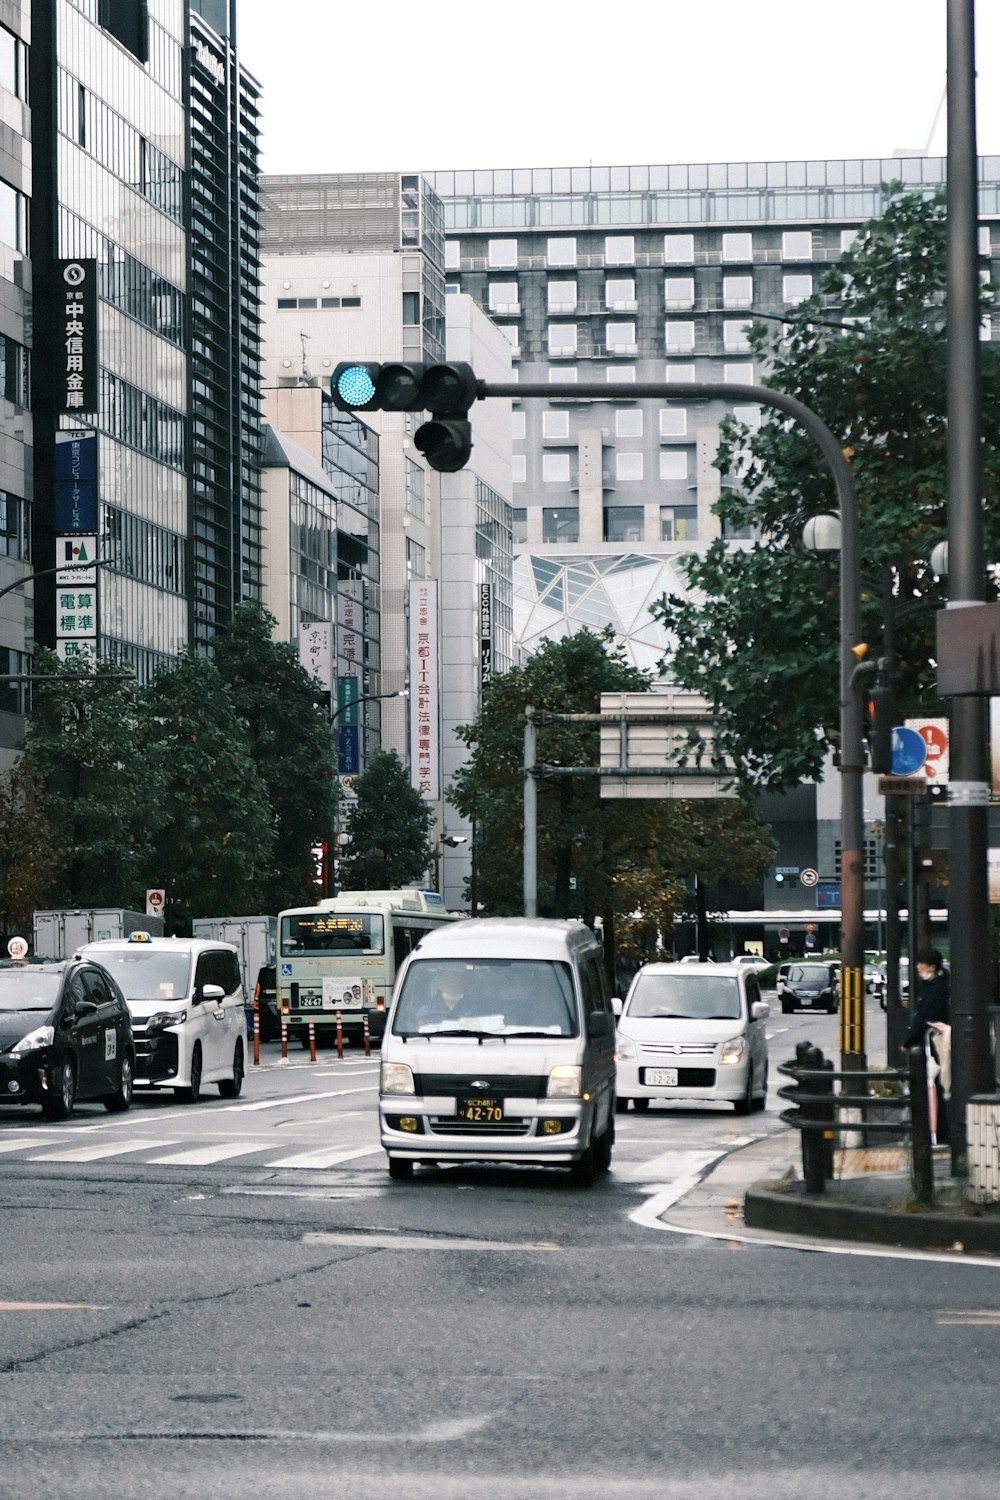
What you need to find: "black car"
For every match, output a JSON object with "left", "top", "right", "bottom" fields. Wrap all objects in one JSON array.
[
  {"left": 0, "top": 956, "right": 135, "bottom": 1119},
  {"left": 253, "top": 964, "right": 281, "bottom": 1042},
  {"left": 779, "top": 961, "right": 840, "bottom": 1015}
]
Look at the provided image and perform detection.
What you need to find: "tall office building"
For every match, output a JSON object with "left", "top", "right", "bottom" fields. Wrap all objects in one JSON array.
[
  {"left": 28, "top": 0, "right": 262, "bottom": 680},
  {"left": 430, "top": 155, "right": 1000, "bottom": 672}
]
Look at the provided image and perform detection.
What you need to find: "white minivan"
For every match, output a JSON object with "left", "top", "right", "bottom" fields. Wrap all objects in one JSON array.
[
  {"left": 615, "top": 961, "right": 769, "bottom": 1114},
  {"left": 379, "top": 918, "right": 618, "bottom": 1185},
  {"left": 78, "top": 933, "right": 246, "bottom": 1102}
]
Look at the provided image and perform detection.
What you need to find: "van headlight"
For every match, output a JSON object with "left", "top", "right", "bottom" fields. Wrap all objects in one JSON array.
[
  {"left": 615, "top": 1033, "right": 638, "bottom": 1064},
  {"left": 146, "top": 1010, "right": 187, "bottom": 1035},
  {"left": 719, "top": 1036, "right": 747, "bottom": 1066},
  {"left": 380, "top": 1061, "right": 415, "bottom": 1095},
  {"left": 547, "top": 1064, "right": 582, "bottom": 1098},
  {"left": 12, "top": 1025, "right": 54, "bottom": 1055}
]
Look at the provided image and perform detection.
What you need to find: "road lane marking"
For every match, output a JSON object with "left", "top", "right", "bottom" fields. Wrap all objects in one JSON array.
[
  {"left": 26, "top": 1139, "right": 180, "bottom": 1163},
  {"left": 304, "top": 1230, "right": 559, "bottom": 1252},
  {"left": 270, "top": 1144, "right": 384, "bottom": 1168},
  {"left": 615, "top": 1148, "right": 721, "bottom": 1182},
  {"left": 147, "top": 1142, "right": 277, "bottom": 1166},
  {"left": 0, "top": 1300, "right": 109, "bottom": 1311},
  {"left": 0, "top": 1136, "right": 64, "bottom": 1153},
  {"left": 227, "top": 1085, "right": 376, "bottom": 1112}
]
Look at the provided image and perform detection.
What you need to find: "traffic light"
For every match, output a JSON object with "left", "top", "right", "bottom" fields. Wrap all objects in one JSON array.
[
  {"left": 330, "top": 361, "right": 480, "bottom": 472},
  {"left": 866, "top": 676, "right": 895, "bottom": 775}
]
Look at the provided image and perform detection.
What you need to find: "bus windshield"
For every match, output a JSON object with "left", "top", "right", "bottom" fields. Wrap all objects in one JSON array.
[{"left": 281, "top": 912, "right": 385, "bottom": 958}]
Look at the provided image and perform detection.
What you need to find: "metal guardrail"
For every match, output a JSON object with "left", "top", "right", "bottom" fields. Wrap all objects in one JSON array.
[{"left": 778, "top": 1040, "right": 934, "bottom": 1205}]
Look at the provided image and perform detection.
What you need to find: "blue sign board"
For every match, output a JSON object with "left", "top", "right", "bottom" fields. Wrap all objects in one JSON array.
[
  {"left": 54, "top": 431, "right": 98, "bottom": 532},
  {"left": 816, "top": 881, "right": 841, "bottom": 909},
  {"left": 891, "top": 725, "right": 927, "bottom": 777},
  {"left": 338, "top": 725, "right": 359, "bottom": 775}
]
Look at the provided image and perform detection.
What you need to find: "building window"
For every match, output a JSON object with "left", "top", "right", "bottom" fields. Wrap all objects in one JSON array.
[
  {"left": 488, "top": 281, "right": 519, "bottom": 314},
  {"left": 979, "top": 226, "right": 992, "bottom": 256},
  {"left": 783, "top": 274, "right": 813, "bottom": 305},
  {"left": 841, "top": 229, "right": 858, "bottom": 253},
  {"left": 616, "top": 409, "right": 643, "bottom": 437},
  {"left": 660, "top": 505, "right": 698, "bottom": 541},
  {"left": 406, "top": 536, "right": 426, "bottom": 579},
  {"left": 404, "top": 457, "right": 425, "bottom": 521},
  {"left": 605, "top": 506, "right": 644, "bottom": 542},
  {"left": 605, "top": 235, "right": 634, "bottom": 265},
  {"left": 664, "top": 234, "right": 695, "bottom": 263},
  {"left": 498, "top": 324, "right": 520, "bottom": 353},
  {"left": 724, "top": 319, "right": 751, "bottom": 352},
  {"left": 665, "top": 277, "right": 695, "bottom": 309},
  {"left": 511, "top": 411, "right": 526, "bottom": 440},
  {"left": 665, "top": 321, "right": 695, "bottom": 353},
  {"left": 550, "top": 366, "right": 578, "bottom": 383},
  {"left": 402, "top": 291, "right": 420, "bottom": 324},
  {"left": 615, "top": 452, "right": 643, "bottom": 482},
  {"left": 606, "top": 321, "right": 636, "bottom": 353},
  {"left": 542, "top": 452, "right": 571, "bottom": 484},
  {"left": 445, "top": 241, "right": 461, "bottom": 270},
  {"left": 488, "top": 239, "right": 518, "bottom": 268},
  {"left": 605, "top": 277, "right": 636, "bottom": 309},
  {"left": 782, "top": 230, "right": 813, "bottom": 259},
  {"left": 723, "top": 275, "right": 753, "bottom": 308},
  {"left": 0, "top": 489, "right": 29, "bottom": 559},
  {"left": 542, "top": 508, "right": 578, "bottom": 542},
  {"left": 659, "top": 408, "right": 687, "bottom": 437},
  {"left": 731, "top": 404, "right": 762, "bottom": 431},
  {"left": 606, "top": 367, "right": 636, "bottom": 382},
  {"left": 659, "top": 450, "right": 689, "bottom": 482},
  {"left": 547, "top": 237, "right": 577, "bottom": 267},
  {"left": 724, "top": 362, "right": 754, "bottom": 383},
  {"left": 512, "top": 507, "right": 527, "bottom": 543},
  {"left": 0, "top": 25, "right": 29, "bottom": 102},
  {"left": 512, "top": 454, "right": 526, "bottom": 484},
  {"left": 664, "top": 364, "right": 695, "bottom": 382},
  {"left": 548, "top": 279, "right": 577, "bottom": 313},
  {"left": 722, "top": 232, "right": 753, "bottom": 262},
  {"left": 548, "top": 324, "right": 578, "bottom": 358},
  {"left": 543, "top": 410, "right": 570, "bottom": 440},
  {"left": 0, "top": 178, "right": 28, "bottom": 253}
]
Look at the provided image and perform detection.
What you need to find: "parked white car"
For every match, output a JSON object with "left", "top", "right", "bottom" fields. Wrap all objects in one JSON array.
[
  {"left": 78, "top": 933, "right": 246, "bottom": 1102},
  {"left": 615, "top": 961, "right": 769, "bottom": 1115}
]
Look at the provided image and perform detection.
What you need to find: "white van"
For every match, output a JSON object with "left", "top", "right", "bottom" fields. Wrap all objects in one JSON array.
[
  {"left": 615, "top": 961, "right": 769, "bottom": 1113},
  {"left": 78, "top": 933, "right": 246, "bottom": 1102},
  {"left": 379, "top": 918, "right": 617, "bottom": 1186}
]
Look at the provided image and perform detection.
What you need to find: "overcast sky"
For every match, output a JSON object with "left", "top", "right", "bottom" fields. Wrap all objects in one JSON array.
[{"left": 237, "top": 1, "right": 1000, "bottom": 178}]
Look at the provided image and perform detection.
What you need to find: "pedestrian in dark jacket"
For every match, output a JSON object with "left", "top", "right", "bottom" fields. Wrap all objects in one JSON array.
[{"left": 903, "top": 947, "right": 950, "bottom": 1143}]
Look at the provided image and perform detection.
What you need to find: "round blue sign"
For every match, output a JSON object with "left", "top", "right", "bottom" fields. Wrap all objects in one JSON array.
[{"left": 891, "top": 725, "right": 926, "bottom": 777}]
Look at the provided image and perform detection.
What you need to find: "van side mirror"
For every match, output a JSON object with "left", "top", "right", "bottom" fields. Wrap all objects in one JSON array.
[
  {"left": 587, "top": 1009, "right": 612, "bottom": 1039},
  {"left": 611, "top": 996, "right": 623, "bottom": 1020},
  {"left": 196, "top": 982, "right": 226, "bottom": 1005},
  {"left": 752, "top": 1000, "right": 770, "bottom": 1020}
]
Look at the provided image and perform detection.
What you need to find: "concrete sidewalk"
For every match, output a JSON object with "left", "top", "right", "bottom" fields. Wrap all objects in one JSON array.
[{"left": 658, "top": 1126, "right": 1000, "bottom": 1259}]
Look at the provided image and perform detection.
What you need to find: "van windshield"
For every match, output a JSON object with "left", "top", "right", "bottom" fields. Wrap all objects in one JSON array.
[
  {"left": 392, "top": 959, "right": 579, "bottom": 1038},
  {"left": 626, "top": 973, "right": 742, "bottom": 1021},
  {"left": 90, "top": 951, "right": 192, "bottom": 1001}
]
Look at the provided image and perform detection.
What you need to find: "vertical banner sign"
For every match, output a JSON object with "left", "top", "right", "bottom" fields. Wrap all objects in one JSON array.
[
  {"left": 54, "top": 431, "right": 100, "bottom": 662},
  {"left": 337, "top": 583, "right": 363, "bottom": 774},
  {"left": 56, "top": 260, "right": 99, "bottom": 414},
  {"left": 298, "top": 621, "right": 334, "bottom": 693},
  {"left": 479, "top": 582, "right": 493, "bottom": 687},
  {"left": 409, "top": 579, "right": 440, "bottom": 802}
]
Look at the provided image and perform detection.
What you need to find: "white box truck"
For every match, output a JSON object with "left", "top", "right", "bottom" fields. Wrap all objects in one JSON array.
[{"left": 32, "top": 908, "right": 164, "bottom": 959}]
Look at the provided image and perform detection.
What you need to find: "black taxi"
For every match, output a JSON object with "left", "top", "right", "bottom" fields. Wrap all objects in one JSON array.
[{"left": 0, "top": 942, "right": 135, "bottom": 1119}]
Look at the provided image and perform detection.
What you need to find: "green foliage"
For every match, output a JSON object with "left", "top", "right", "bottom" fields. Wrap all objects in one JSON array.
[
  {"left": 23, "top": 651, "right": 163, "bottom": 907},
  {"left": 449, "top": 629, "right": 775, "bottom": 936},
  {"left": 0, "top": 759, "right": 61, "bottom": 935},
  {"left": 144, "top": 653, "right": 275, "bottom": 929},
  {"left": 338, "top": 749, "right": 434, "bottom": 890},
  {"left": 212, "top": 601, "right": 338, "bottom": 911},
  {"left": 651, "top": 187, "right": 1000, "bottom": 788}
]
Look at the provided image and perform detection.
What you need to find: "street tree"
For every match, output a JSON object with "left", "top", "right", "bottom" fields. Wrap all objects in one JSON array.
[
  {"left": 0, "top": 760, "right": 60, "bottom": 936},
  {"left": 650, "top": 187, "right": 1000, "bottom": 789},
  {"left": 212, "top": 601, "right": 338, "bottom": 912},
  {"left": 22, "top": 651, "right": 161, "bottom": 907},
  {"left": 144, "top": 652, "right": 275, "bottom": 928},
  {"left": 338, "top": 748, "right": 434, "bottom": 891}
]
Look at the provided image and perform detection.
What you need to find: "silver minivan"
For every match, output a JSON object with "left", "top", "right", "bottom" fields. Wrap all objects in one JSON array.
[{"left": 378, "top": 918, "right": 617, "bottom": 1185}]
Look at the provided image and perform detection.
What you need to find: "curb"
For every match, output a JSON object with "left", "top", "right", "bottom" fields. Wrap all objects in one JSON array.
[{"left": 744, "top": 1183, "right": 1000, "bottom": 1256}]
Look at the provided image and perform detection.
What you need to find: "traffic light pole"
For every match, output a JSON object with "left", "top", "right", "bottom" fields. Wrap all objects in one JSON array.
[{"left": 486, "top": 379, "right": 866, "bottom": 1072}]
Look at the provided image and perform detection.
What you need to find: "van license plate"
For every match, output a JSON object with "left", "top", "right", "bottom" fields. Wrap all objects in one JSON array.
[
  {"left": 458, "top": 1096, "right": 503, "bottom": 1123},
  {"left": 645, "top": 1068, "right": 678, "bottom": 1087}
]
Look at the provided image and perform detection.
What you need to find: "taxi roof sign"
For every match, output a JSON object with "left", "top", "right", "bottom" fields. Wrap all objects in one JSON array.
[{"left": 128, "top": 930, "right": 153, "bottom": 943}]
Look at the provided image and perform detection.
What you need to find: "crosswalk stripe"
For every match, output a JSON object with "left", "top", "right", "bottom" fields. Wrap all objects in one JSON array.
[
  {"left": 269, "top": 1144, "right": 385, "bottom": 1169},
  {"left": 0, "top": 1137, "right": 62, "bottom": 1154},
  {"left": 146, "top": 1142, "right": 275, "bottom": 1165},
  {"left": 615, "top": 1148, "right": 720, "bottom": 1181},
  {"left": 28, "top": 1139, "right": 180, "bottom": 1163}
]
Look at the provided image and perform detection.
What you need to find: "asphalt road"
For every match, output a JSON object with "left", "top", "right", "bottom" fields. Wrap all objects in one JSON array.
[{"left": 2, "top": 999, "right": 997, "bottom": 1500}]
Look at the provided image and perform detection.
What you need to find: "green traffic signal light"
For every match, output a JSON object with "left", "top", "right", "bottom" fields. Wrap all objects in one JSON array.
[
  {"left": 329, "top": 361, "right": 481, "bottom": 471},
  {"left": 331, "top": 362, "right": 381, "bottom": 411}
]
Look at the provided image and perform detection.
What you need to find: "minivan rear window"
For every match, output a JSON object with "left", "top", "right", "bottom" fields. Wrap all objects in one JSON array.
[
  {"left": 626, "top": 973, "right": 742, "bottom": 1021},
  {"left": 392, "top": 959, "right": 579, "bottom": 1037}
]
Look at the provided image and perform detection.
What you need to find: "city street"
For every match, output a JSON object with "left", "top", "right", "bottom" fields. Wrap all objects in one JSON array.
[{"left": 1, "top": 999, "right": 997, "bottom": 1499}]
